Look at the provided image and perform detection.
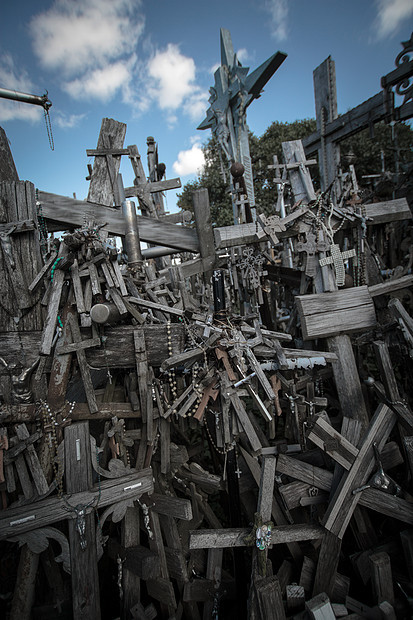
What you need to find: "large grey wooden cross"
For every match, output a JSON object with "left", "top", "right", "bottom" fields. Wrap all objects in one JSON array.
[{"left": 198, "top": 28, "right": 286, "bottom": 220}]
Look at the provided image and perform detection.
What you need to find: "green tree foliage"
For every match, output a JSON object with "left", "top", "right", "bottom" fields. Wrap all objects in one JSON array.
[
  {"left": 340, "top": 121, "right": 413, "bottom": 179},
  {"left": 177, "top": 118, "right": 412, "bottom": 226},
  {"left": 176, "top": 136, "right": 234, "bottom": 227}
]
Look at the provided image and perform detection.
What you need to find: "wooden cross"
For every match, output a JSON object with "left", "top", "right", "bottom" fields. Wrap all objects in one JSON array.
[
  {"left": 0, "top": 421, "right": 154, "bottom": 619},
  {"left": 318, "top": 243, "right": 356, "bottom": 287}
]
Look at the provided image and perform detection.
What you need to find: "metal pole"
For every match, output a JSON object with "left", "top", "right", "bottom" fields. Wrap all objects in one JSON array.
[{"left": 0, "top": 87, "right": 51, "bottom": 110}]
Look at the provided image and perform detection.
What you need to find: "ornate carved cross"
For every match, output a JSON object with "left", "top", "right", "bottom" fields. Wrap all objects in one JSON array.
[{"left": 296, "top": 232, "right": 329, "bottom": 278}]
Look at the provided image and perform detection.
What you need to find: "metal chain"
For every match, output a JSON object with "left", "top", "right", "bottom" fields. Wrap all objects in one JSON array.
[{"left": 44, "top": 107, "right": 54, "bottom": 151}]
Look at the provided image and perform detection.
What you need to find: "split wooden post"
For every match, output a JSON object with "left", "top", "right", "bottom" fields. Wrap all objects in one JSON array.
[
  {"left": 64, "top": 421, "right": 101, "bottom": 619},
  {"left": 87, "top": 118, "right": 127, "bottom": 207},
  {"left": 369, "top": 551, "right": 394, "bottom": 607}
]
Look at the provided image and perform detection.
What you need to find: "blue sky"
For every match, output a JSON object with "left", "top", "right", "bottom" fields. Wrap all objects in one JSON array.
[{"left": 0, "top": 0, "right": 412, "bottom": 212}]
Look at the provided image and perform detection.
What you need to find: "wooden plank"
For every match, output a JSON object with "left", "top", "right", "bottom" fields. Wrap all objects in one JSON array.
[
  {"left": 323, "top": 404, "right": 396, "bottom": 538},
  {"left": 282, "top": 140, "right": 316, "bottom": 203},
  {"left": 37, "top": 191, "right": 200, "bottom": 252},
  {"left": 189, "top": 524, "right": 324, "bottom": 549},
  {"left": 64, "top": 422, "right": 100, "bottom": 619},
  {"left": 296, "top": 286, "right": 376, "bottom": 340},
  {"left": 369, "top": 552, "right": 394, "bottom": 606},
  {"left": 0, "top": 467, "right": 154, "bottom": 539},
  {"left": 303, "top": 91, "right": 386, "bottom": 154},
  {"left": 369, "top": 274, "right": 413, "bottom": 298},
  {"left": 328, "top": 335, "right": 370, "bottom": 430},
  {"left": 87, "top": 118, "right": 126, "bottom": 206},
  {"left": 39, "top": 267, "right": 65, "bottom": 356},
  {"left": 256, "top": 576, "right": 286, "bottom": 620},
  {"left": 0, "top": 126, "right": 19, "bottom": 182},
  {"left": 213, "top": 222, "right": 266, "bottom": 249},
  {"left": 192, "top": 188, "right": 215, "bottom": 281},
  {"left": 124, "top": 177, "right": 181, "bottom": 197},
  {"left": 306, "top": 592, "right": 335, "bottom": 619},
  {"left": 68, "top": 315, "right": 98, "bottom": 414},
  {"left": 14, "top": 424, "right": 48, "bottom": 495}
]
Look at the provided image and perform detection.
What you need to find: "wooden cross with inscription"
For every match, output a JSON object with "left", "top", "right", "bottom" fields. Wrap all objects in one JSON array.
[{"left": 0, "top": 421, "right": 154, "bottom": 619}]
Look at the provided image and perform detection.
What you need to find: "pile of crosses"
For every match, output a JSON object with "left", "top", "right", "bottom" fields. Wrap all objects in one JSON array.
[{"left": 1, "top": 31, "right": 413, "bottom": 620}]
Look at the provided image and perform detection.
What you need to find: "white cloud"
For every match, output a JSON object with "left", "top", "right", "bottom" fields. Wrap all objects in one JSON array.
[
  {"left": 29, "top": 0, "right": 143, "bottom": 106},
  {"left": 30, "top": 0, "right": 144, "bottom": 76},
  {"left": 237, "top": 48, "right": 249, "bottom": 64},
  {"left": 63, "top": 60, "right": 133, "bottom": 102},
  {"left": 148, "top": 44, "right": 196, "bottom": 109},
  {"left": 147, "top": 44, "right": 208, "bottom": 121},
  {"left": 0, "top": 53, "right": 42, "bottom": 122},
  {"left": 54, "top": 111, "right": 86, "bottom": 129},
  {"left": 184, "top": 90, "right": 209, "bottom": 122},
  {"left": 373, "top": 0, "right": 413, "bottom": 38},
  {"left": 173, "top": 144, "right": 205, "bottom": 177},
  {"left": 265, "top": 0, "right": 289, "bottom": 41}
]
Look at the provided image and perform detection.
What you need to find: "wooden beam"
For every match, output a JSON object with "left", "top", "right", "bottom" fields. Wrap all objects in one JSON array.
[
  {"left": 303, "top": 91, "right": 387, "bottom": 155},
  {"left": 37, "top": 190, "right": 199, "bottom": 252},
  {"left": 189, "top": 524, "right": 324, "bottom": 549}
]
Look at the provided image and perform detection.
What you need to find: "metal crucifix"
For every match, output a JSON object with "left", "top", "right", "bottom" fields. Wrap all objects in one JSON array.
[{"left": 198, "top": 28, "right": 287, "bottom": 223}]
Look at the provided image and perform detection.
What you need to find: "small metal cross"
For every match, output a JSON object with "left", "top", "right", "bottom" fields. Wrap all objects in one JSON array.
[
  {"left": 319, "top": 243, "right": 356, "bottom": 286},
  {"left": 296, "top": 232, "right": 329, "bottom": 278}
]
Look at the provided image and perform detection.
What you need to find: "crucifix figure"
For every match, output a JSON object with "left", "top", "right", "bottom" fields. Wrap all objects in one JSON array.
[{"left": 198, "top": 28, "right": 286, "bottom": 223}]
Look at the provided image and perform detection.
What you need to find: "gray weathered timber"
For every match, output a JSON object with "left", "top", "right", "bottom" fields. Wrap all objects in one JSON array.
[
  {"left": 0, "top": 402, "right": 144, "bottom": 424},
  {"left": 189, "top": 524, "right": 323, "bottom": 549},
  {"left": 364, "top": 198, "right": 411, "bottom": 224},
  {"left": 65, "top": 422, "right": 101, "bottom": 619},
  {"left": 255, "top": 576, "right": 286, "bottom": 620},
  {"left": 304, "top": 91, "right": 387, "bottom": 155},
  {"left": 369, "top": 552, "right": 395, "bottom": 606},
  {"left": 68, "top": 315, "right": 98, "bottom": 414},
  {"left": 0, "top": 125, "right": 19, "bottom": 182},
  {"left": 369, "top": 274, "right": 413, "bottom": 297},
  {"left": 124, "top": 177, "right": 181, "bottom": 198},
  {"left": 192, "top": 188, "right": 215, "bottom": 281},
  {"left": 282, "top": 141, "right": 316, "bottom": 204},
  {"left": 313, "top": 56, "right": 339, "bottom": 193},
  {"left": 296, "top": 286, "right": 376, "bottom": 340},
  {"left": 327, "top": 336, "right": 370, "bottom": 430},
  {"left": 87, "top": 118, "right": 126, "bottom": 206},
  {"left": 0, "top": 466, "right": 154, "bottom": 540},
  {"left": 37, "top": 190, "right": 200, "bottom": 252},
  {"left": 323, "top": 404, "right": 396, "bottom": 537},
  {"left": 240, "top": 446, "right": 303, "bottom": 561},
  {"left": 0, "top": 324, "right": 185, "bottom": 372},
  {"left": 214, "top": 222, "right": 266, "bottom": 249}
]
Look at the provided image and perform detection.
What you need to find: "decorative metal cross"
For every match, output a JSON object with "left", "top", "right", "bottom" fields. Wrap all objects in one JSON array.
[
  {"left": 296, "top": 232, "right": 329, "bottom": 278},
  {"left": 319, "top": 243, "right": 356, "bottom": 286},
  {"left": 198, "top": 28, "right": 286, "bottom": 220}
]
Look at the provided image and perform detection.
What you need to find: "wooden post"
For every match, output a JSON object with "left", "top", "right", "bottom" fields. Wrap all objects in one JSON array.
[
  {"left": 313, "top": 56, "right": 340, "bottom": 195},
  {"left": 87, "top": 118, "right": 126, "bottom": 206},
  {"left": 192, "top": 188, "right": 215, "bottom": 283},
  {"left": 0, "top": 126, "right": 19, "bottom": 182},
  {"left": 369, "top": 552, "right": 394, "bottom": 606},
  {"left": 65, "top": 422, "right": 101, "bottom": 619}
]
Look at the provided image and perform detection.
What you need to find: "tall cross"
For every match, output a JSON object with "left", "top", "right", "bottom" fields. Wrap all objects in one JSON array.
[{"left": 198, "top": 28, "right": 286, "bottom": 222}]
